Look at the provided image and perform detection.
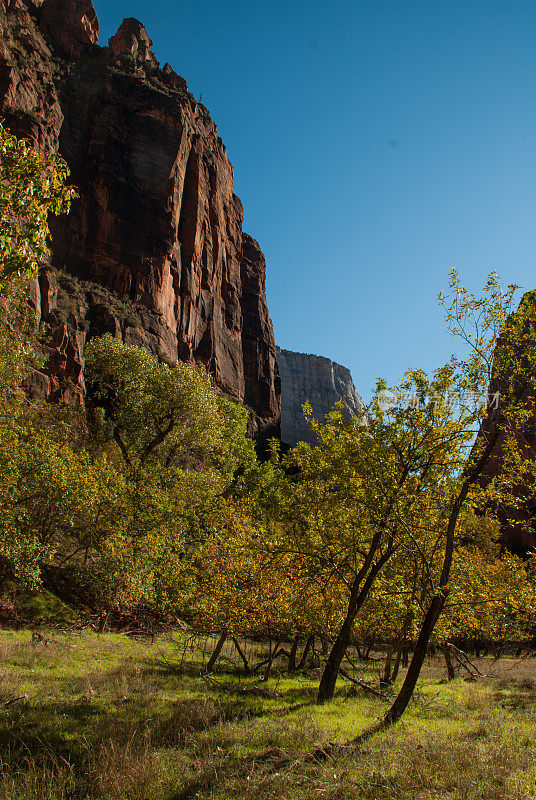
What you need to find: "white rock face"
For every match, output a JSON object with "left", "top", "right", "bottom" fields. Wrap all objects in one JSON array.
[{"left": 276, "top": 347, "right": 366, "bottom": 446}]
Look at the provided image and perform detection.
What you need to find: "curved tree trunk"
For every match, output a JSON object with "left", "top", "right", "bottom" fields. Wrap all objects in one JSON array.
[
  {"left": 297, "top": 635, "right": 315, "bottom": 670},
  {"left": 378, "top": 419, "right": 502, "bottom": 730},
  {"left": 206, "top": 630, "right": 228, "bottom": 673},
  {"left": 383, "top": 595, "right": 444, "bottom": 726},
  {"left": 317, "top": 546, "right": 394, "bottom": 704},
  {"left": 317, "top": 610, "right": 356, "bottom": 703}
]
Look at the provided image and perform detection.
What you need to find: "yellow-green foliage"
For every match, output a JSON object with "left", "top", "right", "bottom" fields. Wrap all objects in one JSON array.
[
  {"left": 85, "top": 333, "right": 255, "bottom": 475},
  {"left": 0, "top": 126, "right": 74, "bottom": 585},
  {"left": 192, "top": 500, "right": 343, "bottom": 638},
  {"left": 0, "top": 122, "right": 75, "bottom": 284},
  {"left": 0, "top": 123, "right": 535, "bottom": 722},
  {"left": 0, "top": 129, "right": 257, "bottom": 610}
]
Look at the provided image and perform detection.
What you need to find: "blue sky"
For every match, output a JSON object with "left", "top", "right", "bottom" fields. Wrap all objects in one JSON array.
[{"left": 93, "top": 0, "right": 536, "bottom": 401}]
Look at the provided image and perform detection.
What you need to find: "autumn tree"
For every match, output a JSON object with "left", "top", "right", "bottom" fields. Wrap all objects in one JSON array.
[
  {"left": 0, "top": 123, "right": 74, "bottom": 585},
  {"left": 78, "top": 335, "right": 260, "bottom": 618},
  {"left": 191, "top": 497, "right": 344, "bottom": 674},
  {"left": 380, "top": 271, "right": 536, "bottom": 729},
  {"left": 85, "top": 334, "right": 255, "bottom": 477},
  {"left": 437, "top": 514, "right": 535, "bottom": 670},
  {"left": 274, "top": 371, "right": 470, "bottom": 705}
]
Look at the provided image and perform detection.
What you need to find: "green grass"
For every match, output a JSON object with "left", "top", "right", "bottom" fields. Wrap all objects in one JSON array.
[
  {"left": 12, "top": 590, "right": 79, "bottom": 626},
  {"left": 0, "top": 631, "right": 535, "bottom": 799}
]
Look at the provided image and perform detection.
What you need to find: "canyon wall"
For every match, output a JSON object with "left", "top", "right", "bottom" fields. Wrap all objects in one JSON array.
[
  {"left": 276, "top": 347, "right": 365, "bottom": 446},
  {"left": 476, "top": 291, "right": 536, "bottom": 555},
  {"left": 0, "top": 0, "right": 280, "bottom": 437}
]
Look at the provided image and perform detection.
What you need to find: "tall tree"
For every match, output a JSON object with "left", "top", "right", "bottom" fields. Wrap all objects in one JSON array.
[
  {"left": 0, "top": 123, "right": 74, "bottom": 585},
  {"left": 381, "top": 272, "right": 536, "bottom": 729}
]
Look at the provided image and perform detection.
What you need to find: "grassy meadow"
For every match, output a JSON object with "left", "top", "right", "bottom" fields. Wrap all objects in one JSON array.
[{"left": 0, "top": 630, "right": 535, "bottom": 799}]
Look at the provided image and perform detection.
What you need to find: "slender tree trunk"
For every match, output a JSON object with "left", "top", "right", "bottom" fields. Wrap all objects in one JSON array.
[
  {"left": 297, "top": 635, "right": 315, "bottom": 670},
  {"left": 97, "top": 610, "right": 110, "bottom": 634},
  {"left": 391, "top": 640, "right": 404, "bottom": 683},
  {"left": 232, "top": 636, "right": 250, "bottom": 674},
  {"left": 381, "top": 643, "right": 395, "bottom": 686},
  {"left": 206, "top": 630, "right": 228, "bottom": 673},
  {"left": 442, "top": 641, "right": 456, "bottom": 681},
  {"left": 262, "top": 640, "right": 282, "bottom": 682},
  {"left": 317, "top": 609, "right": 355, "bottom": 703},
  {"left": 288, "top": 635, "right": 300, "bottom": 672},
  {"left": 317, "top": 547, "right": 394, "bottom": 704},
  {"left": 383, "top": 614, "right": 413, "bottom": 686},
  {"left": 391, "top": 611, "right": 413, "bottom": 683},
  {"left": 383, "top": 594, "right": 445, "bottom": 726},
  {"left": 263, "top": 657, "right": 274, "bottom": 682}
]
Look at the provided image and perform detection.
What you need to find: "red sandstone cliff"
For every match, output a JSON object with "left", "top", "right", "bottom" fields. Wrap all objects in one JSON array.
[
  {"left": 0, "top": 0, "right": 280, "bottom": 437},
  {"left": 475, "top": 292, "right": 536, "bottom": 555}
]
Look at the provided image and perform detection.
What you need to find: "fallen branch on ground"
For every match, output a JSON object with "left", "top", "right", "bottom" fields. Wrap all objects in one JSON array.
[{"left": 339, "top": 668, "right": 392, "bottom": 699}]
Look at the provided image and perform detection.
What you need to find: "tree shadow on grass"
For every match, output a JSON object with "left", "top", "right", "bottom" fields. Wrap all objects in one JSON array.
[{"left": 0, "top": 650, "right": 321, "bottom": 799}]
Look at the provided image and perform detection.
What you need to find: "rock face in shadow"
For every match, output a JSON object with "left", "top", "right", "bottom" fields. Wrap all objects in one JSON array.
[
  {"left": 276, "top": 348, "right": 365, "bottom": 446},
  {"left": 475, "top": 291, "right": 536, "bottom": 556},
  {"left": 241, "top": 235, "right": 281, "bottom": 440},
  {"left": 0, "top": 0, "right": 280, "bottom": 437},
  {"left": 40, "top": 0, "right": 99, "bottom": 58}
]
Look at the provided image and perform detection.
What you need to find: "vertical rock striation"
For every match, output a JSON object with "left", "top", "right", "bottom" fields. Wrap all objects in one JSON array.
[
  {"left": 276, "top": 347, "right": 365, "bottom": 446},
  {"left": 241, "top": 235, "right": 281, "bottom": 439},
  {"left": 0, "top": 0, "right": 280, "bottom": 437}
]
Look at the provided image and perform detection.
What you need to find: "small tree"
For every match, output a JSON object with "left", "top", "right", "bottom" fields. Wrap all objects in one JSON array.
[
  {"left": 85, "top": 334, "right": 255, "bottom": 477},
  {"left": 277, "top": 373, "right": 468, "bottom": 704},
  {"left": 82, "top": 335, "right": 258, "bottom": 616},
  {"left": 0, "top": 122, "right": 75, "bottom": 285}
]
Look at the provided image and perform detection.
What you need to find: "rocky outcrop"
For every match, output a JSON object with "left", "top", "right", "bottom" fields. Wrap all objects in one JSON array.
[
  {"left": 276, "top": 348, "right": 365, "bottom": 446},
  {"left": 475, "top": 292, "right": 536, "bottom": 555},
  {"left": 40, "top": 0, "right": 99, "bottom": 58},
  {"left": 241, "top": 235, "right": 281, "bottom": 439},
  {"left": 108, "top": 17, "right": 157, "bottom": 67},
  {"left": 0, "top": 0, "right": 280, "bottom": 436},
  {"left": 0, "top": 0, "right": 64, "bottom": 151}
]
